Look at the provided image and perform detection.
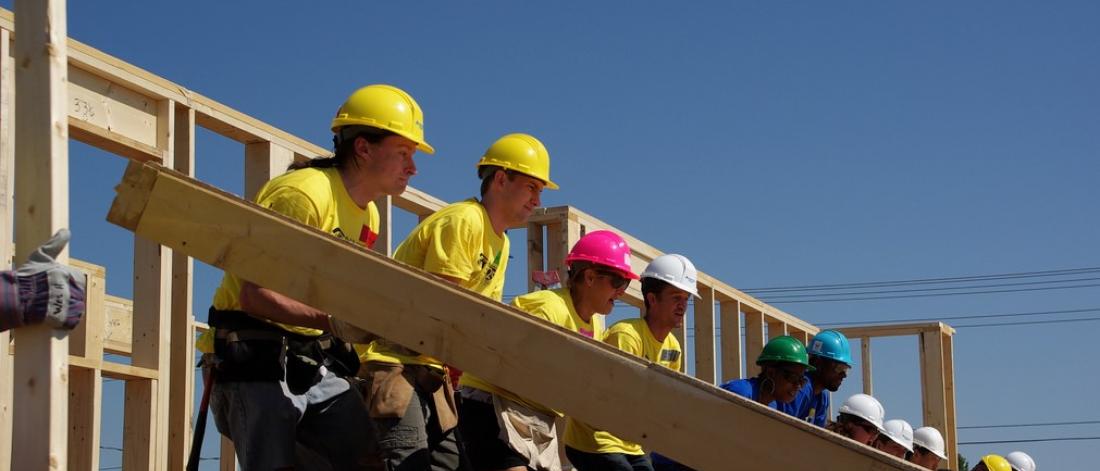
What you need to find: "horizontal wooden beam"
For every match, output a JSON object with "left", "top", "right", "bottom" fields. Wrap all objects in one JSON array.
[
  {"left": 105, "top": 161, "right": 920, "bottom": 471},
  {"left": 836, "top": 322, "right": 954, "bottom": 340},
  {"left": 68, "top": 356, "right": 158, "bottom": 381}
]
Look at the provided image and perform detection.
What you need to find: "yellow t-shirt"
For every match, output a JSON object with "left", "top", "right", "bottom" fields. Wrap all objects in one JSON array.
[
  {"left": 459, "top": 288, "right": 604, "bottom": 414},
  {"left": 363, "top": 199, "right": 509, "bottom": 367},
  {"left": 197, "top": 166, "right": 379, "bottom": 354},
  {"left": 563, "top": 318, "right": 682, "bottom": 455}
]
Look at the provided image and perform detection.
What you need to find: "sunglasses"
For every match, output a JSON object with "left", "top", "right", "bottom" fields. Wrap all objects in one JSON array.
[
  {"left": 596, "top": 270, "right": 630, "bottom": 289},
  {"left": 775, "top": 367, "right": 809, "bottom": 386},
  {"left": 826, "top": 359, "right": 851, "bottom": 374}
]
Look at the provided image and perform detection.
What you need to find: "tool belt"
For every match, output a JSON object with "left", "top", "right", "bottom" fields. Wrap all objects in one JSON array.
[
  {"left": 360, "top": 362, "right": 459, "bottom": 432},
  {"left": 208, "top": 307, "right": 360, "bottom": 394}
]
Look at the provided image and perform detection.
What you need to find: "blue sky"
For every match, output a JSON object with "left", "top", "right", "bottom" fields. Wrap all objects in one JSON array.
[{"left": 11, "top": 0, "right": 1098, "bottom": 469}]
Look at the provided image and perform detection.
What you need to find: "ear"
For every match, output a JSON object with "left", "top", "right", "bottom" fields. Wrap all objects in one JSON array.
[
  {"left": 645, "top": 291, "right": 657, "bottom": 306},
  {"left": 353, "top": 135, "right": 373, "bottom": 160}
]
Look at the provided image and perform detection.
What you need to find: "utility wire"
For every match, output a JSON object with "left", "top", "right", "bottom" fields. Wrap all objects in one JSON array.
[
  {"left": 959, "top": 436, "right": 1100, "bottom": 445},
  {"left": 959, "top": 419, "right": 1100, "bottom": 430},
  {"left": 743, "top": 266, "right": 1100, "bottom": 293},
  {"left": 817, "top": 307, "right": 1100, "bottom": 327},
  {"left": 756, "top": 276, "right": 1100, "bottom": 300},
  {"left": 763, "top": 282, "right": 1100, "bottom": 304}
]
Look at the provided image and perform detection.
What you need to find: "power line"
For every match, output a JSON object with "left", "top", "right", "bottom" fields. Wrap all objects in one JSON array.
[
  {"left": 756, "top": 276, "right": 1100, "bottom": 300},
  {"left": 954, "top": 316, "right": 1100, "bottom": 329},
  {"left": 959, "top": 436, "right": 1100, "bottom": 445},
  {"left": 818, "top": 307, "right": 1100, "bottom": 327},
  {"left": 763, "top": 282, "right": 1100, "bottom": 304},
  {"left": 742, "top": 266, "right": 1100, "bottom": 293},
  {"left": 959, "top": 419, "right": 1100, "bottom": 430}
]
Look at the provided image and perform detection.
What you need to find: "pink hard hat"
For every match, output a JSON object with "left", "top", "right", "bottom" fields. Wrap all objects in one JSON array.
[{"left": 565, "top": 230, "right": 640, "bottom": 279}]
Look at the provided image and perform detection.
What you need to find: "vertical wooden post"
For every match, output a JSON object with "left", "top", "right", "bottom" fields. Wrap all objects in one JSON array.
[
  {"left": 766, "top": 319, "right": 788, "bottom": 340},
  {"left": 244, "top": 141, "right": 294, "bottom": 200},
  {"left": 718, "top": 300, "right": 742, "bottom": 382},
  {"left": 372, "top": 195, "right": 392, "bottom": 257},
  {"left": 67, "top": 263, "right": 104, "bottom": 471},
  {"left": 693, "top": 286, "right": 715, "bottom": 383},
  {"left": 860, "top": 337, "right": 873, "bottom": 395},
  {"left": 743, "top": 309, "right": 765, "bottom": 378},
  {"left": 544, "top": 221, "right": 566, "bottom": 283},
  {"left": 12, "top": 0, "right": 70, "bottom": 468},
  {"left": 219, "top": 436, "right": 236, "bottom": 471},
  {"left": 941, "top": 329, "right": 958, "bottom": 471},
  {"left": 526, "top": 223, "right": 544, "bottom": 293},
  {"left": 123, "top": 99, "right": 176, "bottom": 469},
  {"left": 167, "top": 106, "right": 196, "bottom": 471},
  {"left": 919, "top": 329, "right": 950, "bottom": 470},
  {"left": 0, "top": 26, "right": 14, "bottom": 471}
]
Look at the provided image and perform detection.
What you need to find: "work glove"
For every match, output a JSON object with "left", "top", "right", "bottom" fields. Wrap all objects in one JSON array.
[{"left": 0, "top": 229, "right": 86, "bottom": 332}]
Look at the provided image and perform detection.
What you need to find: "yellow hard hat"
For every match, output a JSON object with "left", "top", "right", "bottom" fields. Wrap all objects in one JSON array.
[
  {"left": 981, "top": 455, "right": 1012, "bottom": 471},
  {"left": 331, "top": 84, "right": 434, "bottom": 154},
  {"left": 475, "top": 133, "right": 558, "bottom": 189}
]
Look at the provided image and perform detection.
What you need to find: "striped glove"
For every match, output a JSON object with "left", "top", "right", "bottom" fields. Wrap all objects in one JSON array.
[{"left": 0, "top": 229, "right": 86, "bottom": 332}]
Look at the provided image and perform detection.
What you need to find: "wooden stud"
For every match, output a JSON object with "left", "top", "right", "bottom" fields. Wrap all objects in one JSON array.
[
  {"left": 861, "top": 337, "right": 872, "bottom": 396},
  {"left": 918, "top": 331, "right": 948, "bottom": 468},
  {"left": 743, "top": 309, "right": 766, "bottom": 379},
  {"left": 372, "top": 195, "right": 392, "bottom": 257},
  {"left": 244, "top": 141, "right": 293, "bottom": 200},
  {"left": 167, "top": 105, "right": 195, "bottom": 471},
  {"left": 219, "top": 435, "right": 235, "bottom": 471},
  {"left": 122, "top": 99, "right": 175, "bottom": 469},
  {"left": 544, "top": 221, "right": 566, "bottom": 283},
  {"left": 718, "top": 300, "right": 742, "bottom": 382},
  {"left": 693, "top": 286, "right": 715, "bottom": 383},
  {"left": 67, "top": 261, "right": 105, "bottom": 471},
  {"left": 105, "top": 162, "right": 924, "bottom": 471},
  {"left": 526, "top": 223, "right": 544, "bottom": 293},
  {"left": 0, "top": 26, "right": 13, "bottom": 471},
  {"left": 942, "top": 330, "right": 958, "bottom": 471},
  {"left": 766, "top": 319, "right": 788, "bottom": 340},
  {"left": 12, "top": 0, "right": 71, "bottom": 468}
]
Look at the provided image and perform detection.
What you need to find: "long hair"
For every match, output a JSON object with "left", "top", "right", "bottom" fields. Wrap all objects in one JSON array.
[{"left": 288, "top": 125, "right": 395, "bottom": 171}]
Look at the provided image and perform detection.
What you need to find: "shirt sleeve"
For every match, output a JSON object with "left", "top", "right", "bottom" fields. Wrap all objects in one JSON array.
[
  {"left": 422, "top": 213, "right": 477, "bottom": 281},
  {"left": 258, "top": 186, "right": 323, "bottom": 228},
  {"left": 511, "top": 296, "right": 555, "bottom": 324}
]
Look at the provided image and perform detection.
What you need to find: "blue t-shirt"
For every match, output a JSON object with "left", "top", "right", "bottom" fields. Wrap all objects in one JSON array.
[
  {"left": 779, "top": 374, "right": 830, "bottom": 426},
  {"left": 719, "top": 377, "right": 779, "bottom": 410}
]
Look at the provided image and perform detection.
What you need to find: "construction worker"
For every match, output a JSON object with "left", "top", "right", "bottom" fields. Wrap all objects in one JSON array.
[
  {"left": 0, "top": 228, "right": 85, "bottom": 332},
  {"left": 971, "top": 454, "right": 1012, "bottom": 471},
  {"left": 563, "top": 254, "right": 697, "bottom": 471},
  {"left": 361, "top": 132, "right": 556, "bottom": 470},
  {"left": 908, "top": 426, "right": 948, "bottom": 470},
  {"left": 720, "top": 336, "right": 815, "bottom": 409},
  {"left": 458, "top": 230, "right": 637, "bottom": 471},
  {"left": 201, "top": 84, "right": 432, "bottom": 470},
  {"left": 781, "top": 329, "right": 851, "bottom": 426},
  {"left": 1005, "top": 451, "right": 1036, "bottom": 471},
  {"left": 826, "top": 393, "right": 885, "bottom": 446},
  {"left": 873, "top": 419, "right": 914, "bottom": 458}
]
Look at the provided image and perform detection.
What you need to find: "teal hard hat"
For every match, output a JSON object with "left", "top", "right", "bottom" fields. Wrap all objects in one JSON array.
[
  {"left": 756, "top": 336, "right": 814, "bottom": 370},
  {"left": 807, "top": 330, "right": 852, "bottom": 366}
]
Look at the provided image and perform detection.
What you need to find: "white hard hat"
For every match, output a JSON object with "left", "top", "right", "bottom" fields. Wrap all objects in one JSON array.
[
  {"left": 838, "top": 394, "right": 885, "bottom": 432},
  {"left": 1005, "top": 451, "right": 1036, "bottom": 471},
  {"left": 882, "top": 419, "right": 914, "bottom": 452},
  {"left": 912, "top": 426, "right": 948, "bottom": 460},
  {"left": 641, "top": 254, "right": 699, "bottom": 297}
]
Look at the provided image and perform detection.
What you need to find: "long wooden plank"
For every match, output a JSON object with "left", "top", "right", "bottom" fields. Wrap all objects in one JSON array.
[
  {"left": 942, "top": 331, "right": 958, "bottom": 471},
  {"left": 861, "top": 337, "right": 873, "bottom": 396},
  {"left": 167, "top": 105, "right": 196, "bottom": 471},
  {"left": 105, "top": 162, "right": 921, "bottom": 471},
  {"left": 744, "top": 309, "right": 766, "bottom": 378},
  {"left": 373, "top": 195, "right": 393, "bottom": 257},
  {"left": 919, "top": 331, "right": 948, "bottom": 468},
  {"left": 67, "top": 260, "right": 104, "bottom": 471},
  {"left": 0, "top": 27, "right": 13, "bottom": 471},
  {"left": 836, "top": 322, "right": 951, "bottom": 340},
  {"left": 11, "top": 0, "right": 70, "bottom": 468},
  {"left": 719, "top": 300, "right": 742, "bottom": 382},
  {"left": 693, "top": 286, "right": 716, "bottom": 383}
]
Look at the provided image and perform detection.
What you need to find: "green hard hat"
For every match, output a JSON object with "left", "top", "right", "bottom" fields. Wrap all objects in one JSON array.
[{"left": 756, "top": 335, "right": 815, "bottom": 371}]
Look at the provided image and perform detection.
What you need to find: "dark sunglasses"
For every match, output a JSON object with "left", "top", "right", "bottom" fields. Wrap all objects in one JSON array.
[
  {"left": 775, "top": 367, "right": 809, "bottom": 386},
  {"left": 825, "top": 359, "right": 851, "bottom": 374},
  {"left": 596, "top": 270, "right": 630, "bottom": 289}
]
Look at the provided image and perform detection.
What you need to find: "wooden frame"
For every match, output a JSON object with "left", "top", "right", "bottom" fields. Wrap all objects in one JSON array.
[{"left": 837, "top": 323, "right": 959, "bottom": 471}]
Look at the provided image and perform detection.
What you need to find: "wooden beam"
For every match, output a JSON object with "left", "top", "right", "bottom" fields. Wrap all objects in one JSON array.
[
  {"left": 919, "top": 331, "right": 948, "bottom": 470},
  {"left": 244, "top": 141, "right": 293, "bottom": 200},
  {"left": 12, "top": 0, "right": 70, "bottom": 468},
  {"left": 68, "top": 117, "right": 163, "bottom": 163},
  {"left": 836, "top": 322, "right": 947, "bottom": 340},
  {"left": 526, "top": 223, "right": 544, "bottom": 292},
  {"left": 66, "top": 261, "right": 105, "bottom": 471},
  {"left": 744, "top": 309, "right": 765, "bottom": 378},
  {"left": 167, "top": 105, "right": 195, "bottom": 471},
  {"left": 68, "top": 356, "right": 158, "bottom": 381},
  {"left": 767, "top": 320, "right": 788, "bottom": 340},
  {"left": 942, "top": 331, "right": 958, "bottom": 471},
  {"left": 861, "top": 337, "right": 873, "bottom": 396},
  {"left": 0, "top": 26, "right": 13, "bottom": 471},
  {"left": 693, "top": 286, "right": 715, "bottom": 383},
  {"left": 105, "top": 162, "right": 922, "bottom": 470},
  {"left": 372, "top": 195, "right": 393, "bottom": 257},
  {"left": 219, "top": 436, "right": 235, "bottom": 471},
  {"left": 392, "top": 187, "right": 447, "bottom": 217},
  {"left": 718, "top": 301, "right": 742, "bottom": 382}
]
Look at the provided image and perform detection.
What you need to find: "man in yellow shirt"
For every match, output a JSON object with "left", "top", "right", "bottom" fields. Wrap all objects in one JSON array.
[
  {"left": 361, "top": 133, "right": 557, "bottom": 470},
  {"left": 201, "top": 84, "right": 433, "bottom": 470},
  {"left": 459, "top": 230, "right": 639, "bottom": 471},
  {"left": 564, "top": 254, "right": 697, "bottom": 471}
]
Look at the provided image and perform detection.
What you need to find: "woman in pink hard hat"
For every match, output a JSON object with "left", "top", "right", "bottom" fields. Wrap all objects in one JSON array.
[{"left": 459, "top": 230, "right": 639, "bottom": 471}]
